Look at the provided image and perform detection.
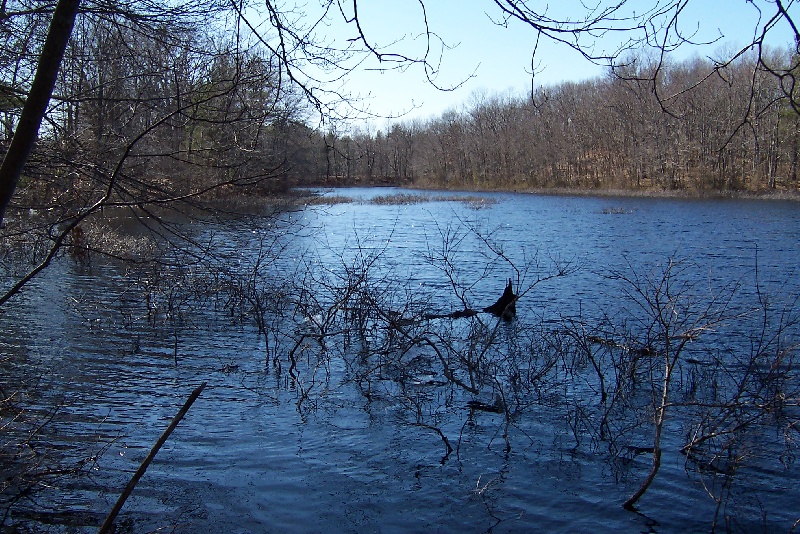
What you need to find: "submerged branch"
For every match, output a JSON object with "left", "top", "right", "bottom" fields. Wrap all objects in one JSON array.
[{"left": 98, "top": 382, "right": 207, "bottom": 533}]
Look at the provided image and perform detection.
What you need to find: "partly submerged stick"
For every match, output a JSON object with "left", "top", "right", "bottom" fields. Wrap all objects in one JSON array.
[{"left": 98, "top": 382, "right": 207, "bottom": 533}]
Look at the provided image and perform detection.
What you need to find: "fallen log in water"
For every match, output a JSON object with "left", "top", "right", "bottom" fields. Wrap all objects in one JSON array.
[
  {"left": 467, "top": 394, "right": 505, "bottom": 413},
  {"left": 423, "top": 309, "right": 479, "bottom": 320},
  {"left": 418, "top": 279, "right": 517, "bottom": 322}
]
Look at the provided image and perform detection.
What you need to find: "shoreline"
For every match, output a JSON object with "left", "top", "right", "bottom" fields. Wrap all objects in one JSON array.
[
  {"left": 510, "top": 186, "right": 800, "bottom": 201},
  {"left": 299, "top": 182, "right": 800, "bottom": 202}
]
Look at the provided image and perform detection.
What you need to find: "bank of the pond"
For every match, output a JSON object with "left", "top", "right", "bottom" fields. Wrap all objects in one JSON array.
[{"left": 294, "top": 182, "right": 800, "bottom": 205}]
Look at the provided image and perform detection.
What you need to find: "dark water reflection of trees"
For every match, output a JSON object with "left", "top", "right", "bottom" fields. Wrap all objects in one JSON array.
[{"left": 1, "top": 193, "right": 798, "bottom": 531}]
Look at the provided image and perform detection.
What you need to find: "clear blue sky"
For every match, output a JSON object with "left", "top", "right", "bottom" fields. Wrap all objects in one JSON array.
[{"left": 298, "top": 0, "right": 799, "bottom": 129}]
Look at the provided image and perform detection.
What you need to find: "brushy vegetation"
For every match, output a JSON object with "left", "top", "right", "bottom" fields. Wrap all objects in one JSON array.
[
  {"left": 303, "top": 192, "right": 498, "bottom": 207},
  {"left": 2, "top": 215, "right": 797, "bottom": 530}
]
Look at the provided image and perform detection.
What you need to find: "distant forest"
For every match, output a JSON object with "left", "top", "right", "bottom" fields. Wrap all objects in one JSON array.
[
  {"left": 2, "top": 6, "right": 798, "bottom": 213},
  {"left": 320, "top": 50, "right": 800, "bottom": 194}
]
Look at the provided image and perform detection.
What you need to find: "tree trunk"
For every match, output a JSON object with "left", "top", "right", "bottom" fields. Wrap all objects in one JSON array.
[{"left": 0, "top": 0, "right": 81, "bottom": 226}]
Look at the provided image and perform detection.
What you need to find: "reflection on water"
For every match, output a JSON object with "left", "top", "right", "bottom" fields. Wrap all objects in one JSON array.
[{"left": 1, "top": 189, "right": 798, "bottom": 532}]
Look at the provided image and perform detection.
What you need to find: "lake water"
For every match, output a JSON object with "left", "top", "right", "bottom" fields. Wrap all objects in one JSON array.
[{"left": 1, "top": 189, "right": 798, "bottom": 532}]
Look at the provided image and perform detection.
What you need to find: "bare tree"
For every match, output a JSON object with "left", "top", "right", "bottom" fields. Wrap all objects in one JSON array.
[
  {"left": 0, "top": 0, "right": 79, "bottom": 226},
  {"left": 0, "top": 0, "right": 464, "bottom": 305}
]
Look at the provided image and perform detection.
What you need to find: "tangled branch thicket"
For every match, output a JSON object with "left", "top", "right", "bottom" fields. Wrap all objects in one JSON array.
[{"left": 1, "top": 216, "right": 798, "bottom": 528}]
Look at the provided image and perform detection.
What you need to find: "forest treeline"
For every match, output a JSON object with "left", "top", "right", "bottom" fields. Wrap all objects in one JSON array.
[
  {"left": 324, "top": 50, "right": 800, "bottom": 194},
  {"left": 1, "top": 3, "right": 799, "bottom": 214},
  {"left": 1, "top": 4, "right": 317, "bottom": 213}
]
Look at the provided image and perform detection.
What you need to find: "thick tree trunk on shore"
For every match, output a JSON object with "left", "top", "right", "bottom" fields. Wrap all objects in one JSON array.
[{"left": 0, "top": 0, "right": 81, "bottom": 227}]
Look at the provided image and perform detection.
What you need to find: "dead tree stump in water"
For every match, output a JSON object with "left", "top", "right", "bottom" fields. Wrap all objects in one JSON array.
[
  {"left": 414, "top": 279, "right": 518, "bottom": 322},
  {"left": 483, "top": 278, "right": 516, "bottom": 320}
]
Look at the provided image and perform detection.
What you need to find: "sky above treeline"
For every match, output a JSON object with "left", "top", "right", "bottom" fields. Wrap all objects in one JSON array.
[{"left": 304, "top": 0, "right": 799, "bottom": 130}]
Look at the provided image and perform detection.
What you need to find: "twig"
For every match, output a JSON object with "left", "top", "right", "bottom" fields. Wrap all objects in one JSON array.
[{"left": 98, "top": 382, "right": 207, "bottom": 533}]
